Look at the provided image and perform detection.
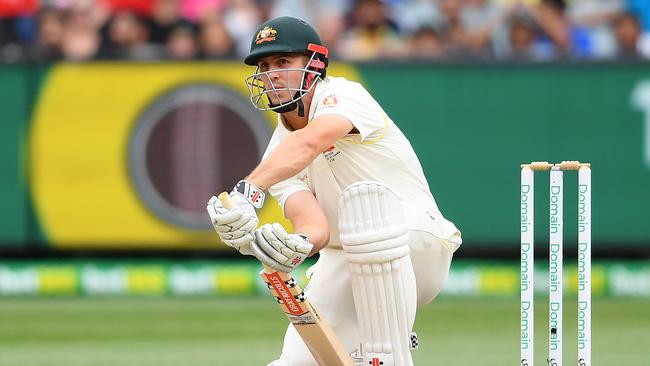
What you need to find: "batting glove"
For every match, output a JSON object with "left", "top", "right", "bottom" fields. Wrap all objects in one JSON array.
[
  {"left": 252, "top": 223, "right": 313, "bottom": 272},
  {"left": 206, "top": 180, "right": 265, "bottom": 255}
]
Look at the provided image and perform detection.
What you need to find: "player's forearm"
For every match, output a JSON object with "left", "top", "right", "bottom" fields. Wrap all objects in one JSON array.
[{"left": 247, "top": 130, "right": 323, "bottom": 190}]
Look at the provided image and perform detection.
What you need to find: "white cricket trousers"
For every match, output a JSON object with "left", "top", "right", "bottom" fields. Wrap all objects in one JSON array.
[{"left": 267, "top": 230, "right": 458, "bottom": 366}]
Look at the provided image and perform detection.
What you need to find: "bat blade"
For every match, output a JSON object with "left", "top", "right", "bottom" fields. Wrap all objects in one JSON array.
[
  {"left": 217, "top": 192, "right": 354, "bottom": 365},
  {"left": 260, "top": 269, "right": 354, "bottom": 366}
]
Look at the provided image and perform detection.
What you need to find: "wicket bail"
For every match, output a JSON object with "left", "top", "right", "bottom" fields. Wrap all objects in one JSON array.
[{"left": 520, "top": 161, "right": 592, "bottom": 366}]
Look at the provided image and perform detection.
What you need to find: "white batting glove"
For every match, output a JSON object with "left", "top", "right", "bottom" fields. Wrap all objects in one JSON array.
[
  {"left": 206, "top": 193, "right": 258, "bottom": 256},
  {"left": 252, "top": 223, "right": 313, "bottom": 273}
]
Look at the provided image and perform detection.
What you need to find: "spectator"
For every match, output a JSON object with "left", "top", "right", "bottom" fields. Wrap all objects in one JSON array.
[
  {"left": 530, "top": 0, "right": 572, "bottom": 59},
  {"left": 462, "top": 0, "right": 507, "bottom": 57},
  {"left": 255, "top": 0, "right": 274, "bottom": 20},
  {"left": 408, "top": 24, "right": 444, "bottom": 60},
  {"left": 613, "top": 12, "right": 645, "bottom": 59},
  {"left": 568, "top": 0, "right": 623, "bottom": 59},
  {"left": 199, "top": 16, "right": 236, "bottom": 59},
  {"left": 103, "top": 11, "right": 163, "bottom": 59},
  {"left": 61, "top": 16, "right": 101, "bottom": 61},
  {"left": 223, "top": 0, "right": 261, "bottom": 57},
  {"left": 149, "top": 0, "right": 182, "bottom": 44},
  {"left": 166, "top": 20, "right": 198, "bottom": 59},
  {"left": 263, "top": 0, "right": 348, "bottom": 26},
  {"left": 338, "top": 0, "right": 405, "bottom": 60},
  {"left": 69, "top": 0, "right": 111, "bottom": 32},
  {"left": 626, "top": 0, "right": 650, "bottom": 57},
  {"left": 32, "top": 7, "right": 65, "bottom": 60},
  {"left": 316, "top": 12, "right": 345, "bottom": 59},
  {"left": 0, "top": 0, "right": 643, "bottom": 62},
  {"left": 420, "top": 0, "right": 502, "bottom": 59},
  {"left": 390, "top": 0, "right": 439, "bottom": 35},
  {"left": 61, "top": 9, "right": 101, "bottom": 60},
  {"left": 264, "top": 0, "right": 315, "bottom": 25},
  {"left": 438, "top": 0, "right": 463, "bottom": 39},
  {"left": 508, "top": 16, "right": 537, "bottom": 60},
  {"left": 436, "top": 0, "right": 476, "bottom": 58},
  {"left": 499, "top": 0, "right": 585, "bottom": 60}
]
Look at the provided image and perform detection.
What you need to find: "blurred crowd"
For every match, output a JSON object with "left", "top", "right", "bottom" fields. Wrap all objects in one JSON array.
[{"left": 1, "top": 0, "right": 649, "bottom": 62}]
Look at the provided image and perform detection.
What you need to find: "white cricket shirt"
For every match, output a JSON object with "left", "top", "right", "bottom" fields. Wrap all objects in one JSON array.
[{"left": 264, "top": 76, "right": 459, "bottom": 248}]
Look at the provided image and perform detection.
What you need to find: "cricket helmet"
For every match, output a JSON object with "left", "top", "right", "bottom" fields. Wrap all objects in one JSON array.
[{"left": 244, "top": 16, "right": 329, "bottom": 115}]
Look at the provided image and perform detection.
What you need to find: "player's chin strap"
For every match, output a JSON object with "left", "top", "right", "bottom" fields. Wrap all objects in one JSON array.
[{"left": 269, "top": 92, "right": 306, "bottom": 117}]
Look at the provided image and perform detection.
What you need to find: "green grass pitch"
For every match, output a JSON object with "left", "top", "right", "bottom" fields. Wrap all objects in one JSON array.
[{"left": 0, "top": 297, "right": 648, "bottom": 365}]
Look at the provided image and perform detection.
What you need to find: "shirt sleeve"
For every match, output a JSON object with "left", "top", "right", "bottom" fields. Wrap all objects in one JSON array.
[
  {"left": 311, "top": 81, "right": 386, "bottom": 142},
  {"left": 268, "top": 169, "right": 312, "bottom": 216}
]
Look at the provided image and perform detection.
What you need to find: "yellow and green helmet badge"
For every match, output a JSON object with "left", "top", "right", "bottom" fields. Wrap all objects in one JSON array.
[{"left": 244, "top": 16, "right": 323, "bottom": 66}]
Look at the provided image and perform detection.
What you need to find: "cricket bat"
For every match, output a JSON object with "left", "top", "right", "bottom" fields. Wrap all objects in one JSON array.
[{"left": 218, "top": 192, "right": 354, "bottom": 366}]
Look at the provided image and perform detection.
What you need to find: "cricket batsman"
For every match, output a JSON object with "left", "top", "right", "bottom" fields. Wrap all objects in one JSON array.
[{"left": 207, "top": 16, "right": 462, "bottom": 366}]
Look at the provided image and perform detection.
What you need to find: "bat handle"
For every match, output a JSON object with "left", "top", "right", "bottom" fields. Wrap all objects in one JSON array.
[
  {"left": 217, "top": 192, "right": 233, "bottom": 209},
  {"left": 260, "top": 264, "right": 275, "bottom": 273}
]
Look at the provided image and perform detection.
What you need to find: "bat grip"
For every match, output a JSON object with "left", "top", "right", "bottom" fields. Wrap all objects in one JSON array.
[{"left": 217, "top": 192, "right": 232, "bottom": 209}]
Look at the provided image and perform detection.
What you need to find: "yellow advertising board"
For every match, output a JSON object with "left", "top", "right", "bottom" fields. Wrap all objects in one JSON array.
[{"left": 29, "top": 62, "right": 360, "bottom": 249}]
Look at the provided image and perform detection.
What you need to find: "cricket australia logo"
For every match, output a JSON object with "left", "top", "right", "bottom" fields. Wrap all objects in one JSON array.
[
  {"left": 323, "top": 145, "right": 341, "bottom": 163},
  {"left": 255, "top": 26, "right": 277, "bottom": 44},
  {"left": 321, "top": 94, "right": 338, "bottom": 107}
]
